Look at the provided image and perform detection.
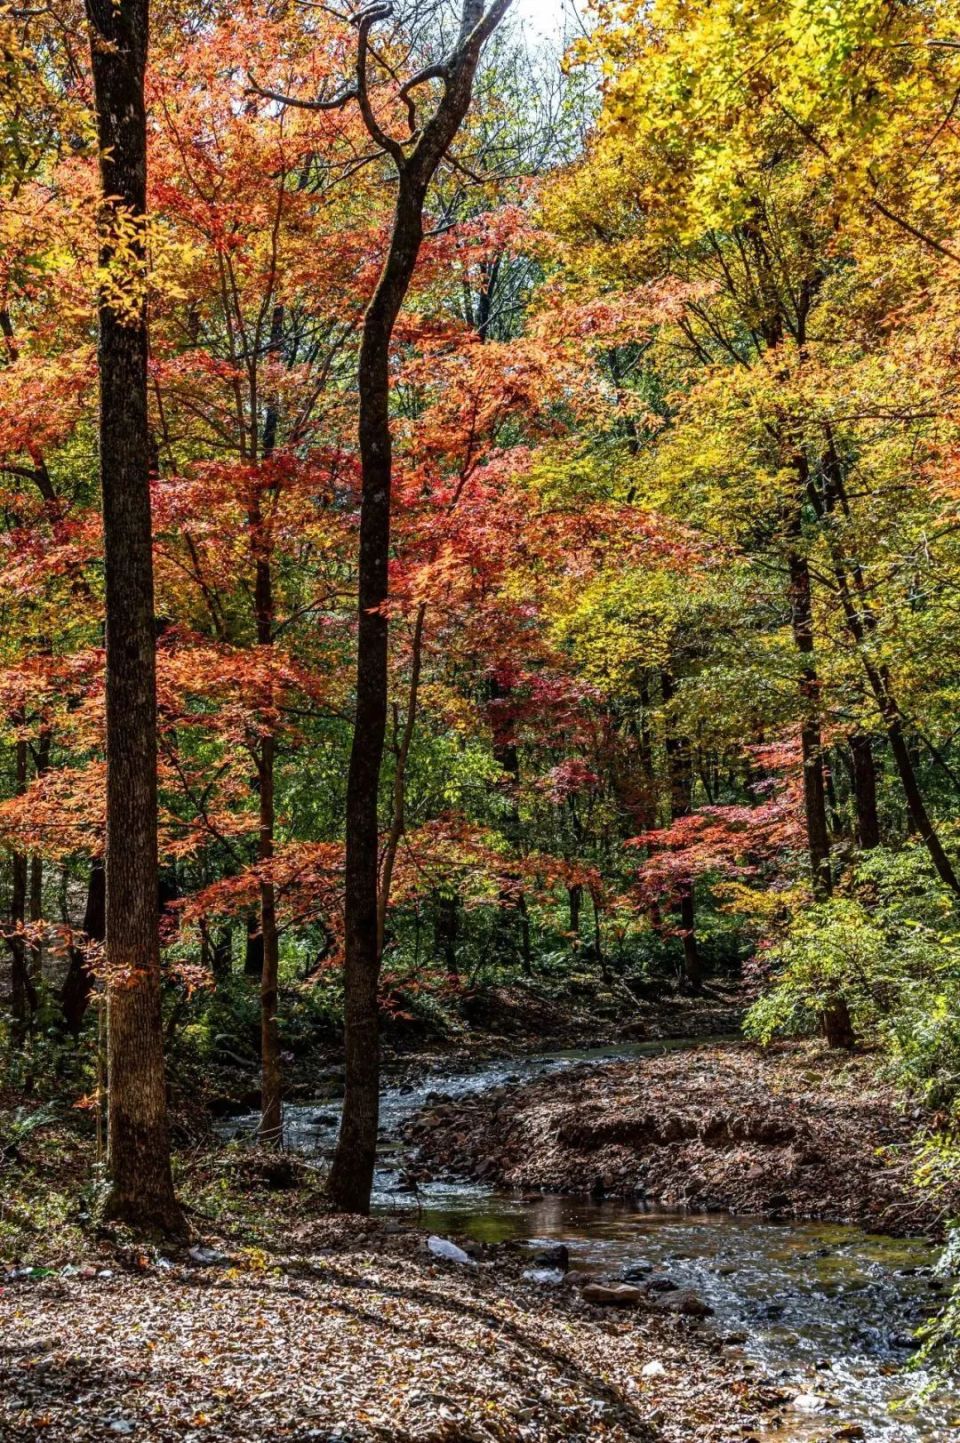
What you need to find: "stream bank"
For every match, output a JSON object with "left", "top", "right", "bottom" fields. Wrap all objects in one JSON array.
[{"left": 405, "top": 1041, "right": 952, "bottom": 1235}]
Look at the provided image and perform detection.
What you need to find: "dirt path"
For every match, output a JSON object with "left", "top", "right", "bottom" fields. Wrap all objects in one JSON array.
[{"left": 406, "top": 1041, "right": 952, "bottom": 1235}]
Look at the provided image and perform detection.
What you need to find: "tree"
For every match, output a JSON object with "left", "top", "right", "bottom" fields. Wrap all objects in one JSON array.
[
  {"left": 86, "top": 0, "right": 181, "bottom": 1231},
  {"left": 326, "top": 0, "right": 512, "bottom": 1214}
]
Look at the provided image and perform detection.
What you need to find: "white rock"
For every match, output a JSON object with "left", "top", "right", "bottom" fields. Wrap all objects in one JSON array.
[
  {"left": 641, "top": 1361, "right": 667, "bottom": 1379},
  {"left": 792, "top": 1392, "right": 831, "bottom": 1413},
  {"left": 426, "top": 1235, "right": 476, "bottom": 1266},
  {"left": 188, "top": 1246, "right": 227, "bottom": 1266},
  {"left": 522, "top": 1267, "right": 565, "bottom": 1286}
]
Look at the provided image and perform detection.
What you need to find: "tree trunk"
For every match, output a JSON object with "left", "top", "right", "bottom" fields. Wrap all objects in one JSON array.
[
  {"left": 60, "top": 859, "right": 106, "bottom": 1034},
  {"left": 568, "top": 883, "right": 582, "bottom": 947},
  {"left": 328, "top": 0, "right": 511, "bottom": 1213},
  {"left": 258, "top": 733, "right": 282, "bottom": 1144},
  {"left": 244, "top": 912, "right": 264, "bottom": 976},
  {"left": 822, "top": 996, "right": 856, "bottom": 1049},
  {"left": 434, "top": 893, "right": 459, "bottom": 974},
  {"left": 786, "top": 544, "right": 832, "bottom": 899},
  {"left": 8, "top": 733, "right": 36, "bottom": 1031},
  {"left": 849, "top": 732, "right": 880, "bottom": 850},
  {"left": 87, "top": 0, "right": 181, "bottom": 1232},
  {"left": 661, "top": 671, "right": 704, "bottom": 992}
]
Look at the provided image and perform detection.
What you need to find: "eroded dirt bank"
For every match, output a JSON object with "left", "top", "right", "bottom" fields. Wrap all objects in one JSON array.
[
  {"left": 406, "top": 1042, "right": 953, "bottom": 1235},
  {"left": 0, "top": 1216, "right": 774, "bottom": 1443}
]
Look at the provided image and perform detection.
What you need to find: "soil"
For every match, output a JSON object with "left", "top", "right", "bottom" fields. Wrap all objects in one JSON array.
[
  {"left": 0, "top": 1216, "right": 782, "bottom": 1443},
  {"left": 405, "top": 1041, "right": 955, "bottom": 1236}
]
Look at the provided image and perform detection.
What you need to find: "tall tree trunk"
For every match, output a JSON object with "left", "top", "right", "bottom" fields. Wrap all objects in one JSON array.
[
  {"left": 8, "top": 733, "right": 36, "bottom": 1031},
  {"left": 434, "top": 893, "right": 459, "bottom": 974},
  {"left": 86, "top": 0, "right": 181, "bottom": 1231},
  {"left": 253, "top": 305, "right": 283, "bottom": 1143},
  {"left": 849, "top": 732, "right": 880, "bottom": 850},
  {"left": 377, "top": 604, "right": 426, "bottom": 956},
  {"left": 60, "top": 859, "right": 106, "bottom": 1034},
  {"left": 661, "top": 671, "right": 704, "bottom": 992},
  {"left": 786, "top": 540, "right": 832, "bottom": 899},
  {"left": 328, "top": 0, "right": 511, "bottom": 1214},
  {"left": 244, "top": 911, "right": 264, "bottom": 977},
  {"left": 258, "top": 733, "right": 281, "bottom": 1143},
  {"left": 568, "top": 883, "right": 582, "bottom": 947}
]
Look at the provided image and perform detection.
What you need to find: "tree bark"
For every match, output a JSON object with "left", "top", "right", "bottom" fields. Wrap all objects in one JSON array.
[
  {"left": 786, "top": 542, "right": 832, "bottom": 899},
  {"left": 328, "top": 0, "right": 512, "bottom": 1214},
  {"left": 822, "top": 995, "right": 856, "bottom": 1049},
  {"left": 849, "top": 731, "right": 881, "bottom": 850},
  {"left": 8, "top": 734, "right": 36, "bottom": 1031},
  {"left": 661, "top": 671, "right": 704, "bottom": 992},
  {"left": 87, "top": 0, "right": 181, "bottom": 1232},
  {"left": 60, "top": 860, "right": 106, "bottom": 1034}
]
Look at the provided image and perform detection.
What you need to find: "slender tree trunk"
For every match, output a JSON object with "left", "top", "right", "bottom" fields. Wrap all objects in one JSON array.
[
  {"left": 849, "top": 732, "right": 880, "bottom": 850},
  {"left": 568, "top": 883, "right": 582, "bottom": 946},
  {"left": 87, "top": 0, "right": 181, "bottom": 1231},
  {"left": 377, "top": 604, "right": 426, "bottom": 956},
  {"left": 434, "top": 893, "right": 459, "bottom": 974},
  {"left": 253, "top": 302, "right": 284, "bottom": 1143},
  {"left": 258, "top": 733, "right": 281, "bottom": 1143},
  {"left": 786, "top": 543, "right": 832, "bottom": 899},
  {"left": 27, "top": 727, "right": 50, "bottom": 990},
  {"left": 8, "top": 732, "right": 36, "bottom": 1031},
  {"left": 60, "top": 859, "right": 106, "bottom": 1034},
  {"left": 329, "top": 0, "right": 511, "bottom": 1212},
  {"left": 661, "top": 671, "right": 704, "bottom": 992},
  {"left": 244, "top": 912, "right": 264, "bottom": 977}
]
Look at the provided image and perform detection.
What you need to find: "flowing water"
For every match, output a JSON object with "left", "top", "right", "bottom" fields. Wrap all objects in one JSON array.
[{"left": 224, "top": 1042, "right": 959, "bottom": 1440}]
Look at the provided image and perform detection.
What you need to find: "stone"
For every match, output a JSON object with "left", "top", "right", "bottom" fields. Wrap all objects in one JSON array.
[
  {"left": 640, "top": 1360, "right": 667, "bottom": 1378},
  {"left": 792, "top": 1393, "right": 833, "bottom": 1413},
  {"left": 581, "top": 1283, "right": 645, "bottom": 1308},
  {"left": 676, "top": 1291, "right": 714, "bottom": 1319},
  {"left": 646, "top": 1276, "right": 679, "bottom": 1293},
  {"left": 622, "top": 1262, "right": 653, "bottom": 1281},
  {"left": 532, "top": 1244, "right": 569, "bottom": 1272},
  {"left": 833, "top": 1427, "right": 866, "bottom": 1441}
]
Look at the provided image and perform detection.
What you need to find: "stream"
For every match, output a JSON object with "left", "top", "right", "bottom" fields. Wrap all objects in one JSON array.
[{"left": 225, "top": 1042, "right": 959, "bottom": 1440}]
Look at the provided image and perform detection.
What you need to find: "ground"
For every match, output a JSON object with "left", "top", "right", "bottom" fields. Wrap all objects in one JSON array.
[
  {"left": 0, "top": 1216, "right": 780, "bottom": 1443},
  {"left": 406, "top": 1041, "right": 955, "bottom": 1236}
]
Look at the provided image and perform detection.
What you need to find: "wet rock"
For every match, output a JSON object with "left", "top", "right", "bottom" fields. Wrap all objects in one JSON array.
[
  {"left": 581, "top": 1283, "right": 645, "bottom": 1307},
  {"left": 670, "top": 1290, "right": 714, "bottom": 1319},
  {"left": 522, "top": 1267, "right": 565, "bottom": 1286},
  {"left": 791, "top": 1392, "right": 834, "bottom": 1413},
  {"left": 833, "top": 1427, "right": 866, "bottom": 1441},
  {"left": 722, "top": 1331, "right": 748, "bottom": 1346},
  {"left": 532, "top": 1244, "right": 569, "bottom": 1272},
  {"left": 646, "top": 1276, "right": 679, "bottom": 1293},
  {"left": 622, "top": 1262, "right": 653, "bottom": 1281},
  {"left": 309, "top": 1111, "right": 339, "bottom": 1127}
]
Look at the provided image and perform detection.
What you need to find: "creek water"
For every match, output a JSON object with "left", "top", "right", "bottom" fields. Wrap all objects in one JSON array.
[{"left": 225, "top": 1042, "right": 959, "bottom": 1440}]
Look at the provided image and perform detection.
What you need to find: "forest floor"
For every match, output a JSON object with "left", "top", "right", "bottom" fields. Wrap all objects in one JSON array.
[
  {"left": 0, "top": 1205, "right": 791, "bottom": 1443},
  {"left": 405, "top": 1040, "right": 955, "bottom": 1237}
]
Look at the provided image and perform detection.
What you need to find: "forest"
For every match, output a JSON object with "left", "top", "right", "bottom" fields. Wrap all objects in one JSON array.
[{"left": 5, "top": 0, "right": 960, "bottom": 1438}]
